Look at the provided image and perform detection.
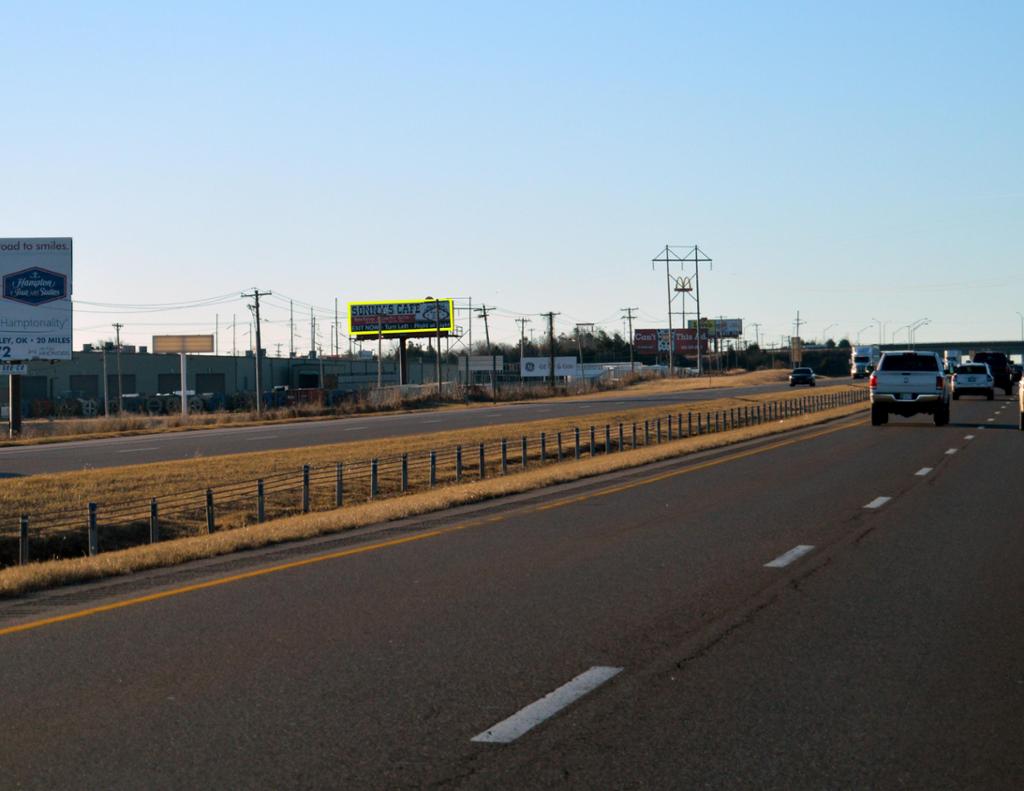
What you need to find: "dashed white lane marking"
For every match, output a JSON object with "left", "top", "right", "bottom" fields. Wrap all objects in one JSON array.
[
  {"left": 243, "top": 435, "right": 278, "bottom": 441},
  {"left": 764, "top": 545, "right": 815, "bottom": 568},
  {"left": 471, "top": 666, "right": 623, "bottom": 744},
  {"left": 964, "top": 435, "right": 975, "bottom": 440},
  {"left": 864, "top": 496, "right": 891, "bottom": 509},
  {"left": 343, "top": 426, "right": 368, "bottom": 431},
  {"left": 915, "top": 467, "right": 933, "bottom": 476},
  {"left": 986, "top": 418, "right": 995, "bottom": 422},
  {"left": 421, "top": 419, "right": 441, "bottom": 424},
  {"left": 945, "top": 448, "right": 958, "bottom": 455},
  {"left": 116, "top": 447, "right": 159, "bottom": 453}
]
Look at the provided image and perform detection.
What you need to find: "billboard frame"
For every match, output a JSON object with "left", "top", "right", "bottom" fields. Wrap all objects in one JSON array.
[{"left": 347, "top": 299, "right": 455, "bottom": 338}]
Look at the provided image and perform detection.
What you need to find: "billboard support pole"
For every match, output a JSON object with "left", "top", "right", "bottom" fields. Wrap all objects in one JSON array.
[
  {"left": 398, "top": 338, "right": 408, "bottom": 385},
  {"left": 8, "top": 373, "right": 21, "bottom": 437},
  {"left": 180, "top": 352, "right": 189, "bottom": 417}
]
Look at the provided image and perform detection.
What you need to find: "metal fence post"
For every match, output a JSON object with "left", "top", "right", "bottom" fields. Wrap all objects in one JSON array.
[
  {"left": 370, "top": 458, "right": 379, "bottom": 498},
  {"left": 257, "top": 480, "right": 266, "bottom": 523},
  {"left": 88, "top": 502, "right": 98, "bottom": 556},
  {"left": 644, "top": 420, "right": 650, "bottom": 445},
  {"left": 521, "top": 436, "right": 528, "bottom": 469},
  {"left": 631, "top": 422, "right": 637, "bottom": 448},
  {"left": 302, "top": 465, "right": 311, "bottom": 513},
  {"left": 656, "top": 418, "right": 662, "bottom": 443},
  {"left": 335, "top": 463, "right": 344, "bottom": 507},
  {"left": 540, "top": 432, "right": 547, "bottom": 462},
  {"left": 688, "top": 412, "right": 693, "bottom": 436},
  {"left": 589, "top": 426, "right": 595, "bottom": 456},
  {"left": 206, "top": 488, "right": 215, "bottom": 533},
  {"left": 557, "top": 432, "right": 563, "bottom": 461},
  {"left": 456, "top": 446, "right": 463, "bottom": 481},
  {"left": 668, "top": 415, "right": 674, "bottom": 440},
  {"left": 715, "top": 412, "right": 720, "bottom": 432},
  {"left": 618, "top": 423, "right": 624, "bottom": 451},
  {"left": 574, "top": 427, "right": 581, "bottom": 459},
  {"left": 500, "top": 439, "right": 508, "bottom": 474},
  {"left": 429, "top": 451, "right": 437, "bottom": 486},
  {"left": 149, "top": 498, "right": 160, "bottom": 543},
  {"left": 401, "top": 454, "right": 409, "bottom": 492},
  {"left": 19, "top": 514, "right": 28, "bottom": 566},
  {"left": 479, "top": 443, "right": 486, "bottom": 479}
]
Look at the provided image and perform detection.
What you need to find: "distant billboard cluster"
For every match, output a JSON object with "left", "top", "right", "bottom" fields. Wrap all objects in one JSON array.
[
  {"left": 633, "top": 328, "right": 706, "bottom": 355},
  {"left": 686, "top": 318, "right": 743, "bottom": 338},
  {"left": 348, "top": 299, "right": 455, "bottom": 337}
]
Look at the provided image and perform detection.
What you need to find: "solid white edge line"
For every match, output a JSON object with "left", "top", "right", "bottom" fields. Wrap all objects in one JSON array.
[
  {"left": 945, "top": 448, "right": 958, "bottom": 455},
  {"left": 764, "top": 544, "right": 815, "bottom": 568},
  {"left": 864, "top": 496, "right": 891, "bottom": 509},
  {"left": 915, "top": 467, "right": 933, "bottom": 476},
  {"left": 471, "top": 666, "right": 623, "bottom": 744}
]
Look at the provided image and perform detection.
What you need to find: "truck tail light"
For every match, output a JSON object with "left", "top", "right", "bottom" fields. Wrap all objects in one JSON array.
[{"left": 869, "top": 373, "right": 877, "bottom": 389}]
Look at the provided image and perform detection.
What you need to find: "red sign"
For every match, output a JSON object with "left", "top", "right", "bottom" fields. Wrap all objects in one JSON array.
[{"left": 634, "top": 329, "right": 706, "bottom": 355}]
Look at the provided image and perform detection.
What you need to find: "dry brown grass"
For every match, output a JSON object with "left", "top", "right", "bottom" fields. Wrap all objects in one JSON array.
[{"left": 0, "top": 400, "right": 867, "bottom": 598}]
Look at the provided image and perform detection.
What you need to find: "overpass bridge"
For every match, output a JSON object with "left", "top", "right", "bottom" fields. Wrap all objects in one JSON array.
[{"left": 879, "top": 341, "right": 1024, "bottom": 358}]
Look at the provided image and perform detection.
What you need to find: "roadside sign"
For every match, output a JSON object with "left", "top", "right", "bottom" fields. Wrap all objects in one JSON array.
[
  {"left": 348, "top": 299, "right": 455, "bottom": 337},
  {"left": 0, "top": 238, "right": 73, "bottom": 361},
  {"left": 152, "top": 334, "right": 215, "bottom": 354},
  {"left": 0, "top": 364, "right": 28, "bottom": 375},
  {"left": 465, "top": 355, "right": 503, "bottom": 371},
  {"left": 520, "top": 356, "right": 577, "bottom": 377}
]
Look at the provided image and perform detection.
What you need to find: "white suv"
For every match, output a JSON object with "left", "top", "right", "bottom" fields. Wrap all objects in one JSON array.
[{"left": 951, "top": 363, "right": 994, "bottom": 401}]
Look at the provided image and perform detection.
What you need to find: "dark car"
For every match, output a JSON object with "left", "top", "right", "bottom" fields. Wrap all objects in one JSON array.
[
  {"left": 1011, "top": 363, "right": 1022, "bottom": 384},
  {"left": 971, "top": 351, "right": 1012, "bottom": 395},
  {"left": 789, "top": 367, "right": 816, "bottom": 387}
]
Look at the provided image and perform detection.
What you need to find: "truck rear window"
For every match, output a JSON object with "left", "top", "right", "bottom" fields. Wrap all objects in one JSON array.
[{"left": 879, "top": 354, "right": 939, "bottom": 372}]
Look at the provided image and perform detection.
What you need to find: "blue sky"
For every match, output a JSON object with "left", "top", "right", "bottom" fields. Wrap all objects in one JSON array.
[{"left": 3, "top": 1, "right": 1021, "bottom": 353}]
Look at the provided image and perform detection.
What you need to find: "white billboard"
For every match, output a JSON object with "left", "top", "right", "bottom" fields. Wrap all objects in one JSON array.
[
  {"left": 0, "top": 238, "right": 73, "bottom": 361},
  {"left": 520, "top": 356, "right": 577, "bottom": 377},
  {"left": 465, "top": 355, "right": 504, "bottom": 371},
  {"left": 687, "top": 318, "right": 743, "bottom": 338}
]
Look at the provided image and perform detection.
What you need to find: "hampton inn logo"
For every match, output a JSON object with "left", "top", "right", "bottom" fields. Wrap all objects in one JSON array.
[{"left": 3, "top": 267, "right": 67, "bottom": 306}]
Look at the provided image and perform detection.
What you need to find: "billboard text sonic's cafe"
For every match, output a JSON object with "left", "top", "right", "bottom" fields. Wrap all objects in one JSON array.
[{"left": 347, "top": 299, "right": 455, "bottom": 336}]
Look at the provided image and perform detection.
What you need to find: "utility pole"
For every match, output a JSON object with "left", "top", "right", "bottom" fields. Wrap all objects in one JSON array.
[
  {"left": 621, "top": 307, "right": 638, "bottom": 372},
  {"left": 310, "top": 308, "right": 316, "bottom": 356},
  {"left": 541, "top": 312, "right": 559, "bottom": 389},
  {"left": 289, "top": 300, "right": 294, "bottom": 357},
  {"left": 101, "top": 344, "right": 109, "bottom": 417},
  {"left": 241, "top": 289, "right": 271, "bottom": 415},
  {"left": 515, "top": 317, "right": 531, "bottom": 361},
  {"left": 335, "top": 298, "right": 340, "bottom": 357},
  {"left": 478, "top": 305, "right": 496, "bottom": 402},
  {"left": 651, "top": 246, "right": 682, "bottom": 376},
  {"left": 750, "top": 322, "right": 762, "bottom": 348},
  {"left": 112, "top": 322, "right": 124, "bottom": 413},
  {"left": 674, "top": 245, "right": 713, "bottom": 376},
  {"left": 232, "top": 314, "right": 236, "bottom": 357},
  {"left": 793, "top": 310, "right": 804, "bottom": 340}
]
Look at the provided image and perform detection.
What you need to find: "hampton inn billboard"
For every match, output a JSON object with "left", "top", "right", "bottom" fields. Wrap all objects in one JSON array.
[{"left": 0, "top": 238, "right": 73, "bottom": 361}]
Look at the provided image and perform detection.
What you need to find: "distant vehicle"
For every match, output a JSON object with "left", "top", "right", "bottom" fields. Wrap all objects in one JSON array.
[
  {"left": 951, "top": 363, "right": 994, "bottom": 400},
  {"left": 942, "top": 349, "right": 962, "bottom": 373},
  {"left": 850, "top": 345, "right": 880, "bottom": 378},
  {"left": 789, "top": 367, "right": 816, "bottom": 387},
  {"left": 1010, "top": 363, "right": 1023, "bottom": 384},
  {"left": 869, "top": 350, "right": 949, "bottom": 426},
  {"left": 971, "top": 351, "right": 1012, "bottom": 395}
]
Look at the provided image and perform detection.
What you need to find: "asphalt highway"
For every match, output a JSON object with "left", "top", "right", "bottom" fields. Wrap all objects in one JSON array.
[
  {"left": 0, "top": 392, "right": 1020, "bottom": 788},
  {"left": 1, "top": 379, "right": 806, "bottom": 476}
]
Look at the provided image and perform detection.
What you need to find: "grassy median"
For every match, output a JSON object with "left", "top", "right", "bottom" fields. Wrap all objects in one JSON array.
[{"left": 0, "top": 385, "right": 867, "bottom": 597}]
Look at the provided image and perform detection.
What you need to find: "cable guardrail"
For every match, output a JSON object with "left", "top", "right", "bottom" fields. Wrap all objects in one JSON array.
[{"left": 1, "top": 388, "right": 868, "bottom": 568}]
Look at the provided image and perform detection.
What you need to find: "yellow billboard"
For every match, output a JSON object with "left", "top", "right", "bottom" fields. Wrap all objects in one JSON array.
[{"left": 348, "top": 299, "right": 455, "bottom": 337}]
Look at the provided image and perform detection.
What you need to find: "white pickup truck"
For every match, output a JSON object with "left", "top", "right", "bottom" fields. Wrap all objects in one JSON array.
[{"left": 869, "top": 350, "right": 950, "bottom": 426}]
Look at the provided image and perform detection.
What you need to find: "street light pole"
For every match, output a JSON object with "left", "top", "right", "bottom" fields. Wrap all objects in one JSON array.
[{"left": 821, "top": 323, "right": 836, "bottom": 345}]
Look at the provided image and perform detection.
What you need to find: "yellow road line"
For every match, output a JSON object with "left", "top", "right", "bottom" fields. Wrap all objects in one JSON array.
[{"left": 0, "top": 416, "right": 864, "bottom": 639}]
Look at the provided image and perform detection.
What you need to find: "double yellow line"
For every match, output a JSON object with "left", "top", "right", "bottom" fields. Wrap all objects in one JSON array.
[{"left": 0, "top": 417, "right": 862, "bottom": 639}]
